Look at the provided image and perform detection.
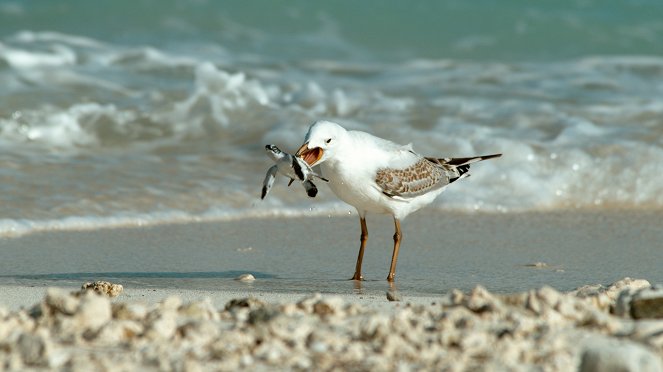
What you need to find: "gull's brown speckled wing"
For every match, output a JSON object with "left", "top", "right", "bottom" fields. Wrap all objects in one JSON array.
[
  {"left": 375, "top": 153, "right": 502, "bottom": 199},
  {"left": 375, "top": 158, "right": 455, "bottom": 199}
]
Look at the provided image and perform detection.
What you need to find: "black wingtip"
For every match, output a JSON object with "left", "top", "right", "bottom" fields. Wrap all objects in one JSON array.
[
  {"left": 480, "top": 153, "right": 502, "bottom": 161},
  {"left": 449, "top": 173, "right": 471, "bottom": 184},
  {"left": 457, "top": 164, "right": 471, "bottom": 177},
  {"left": 260, "top": 186, "right": 267, "bottom": 200}
]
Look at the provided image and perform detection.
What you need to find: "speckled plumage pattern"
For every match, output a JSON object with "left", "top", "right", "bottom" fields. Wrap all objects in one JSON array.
[{"left": 375, "top": 158, "right": 450, "bottom": 198}]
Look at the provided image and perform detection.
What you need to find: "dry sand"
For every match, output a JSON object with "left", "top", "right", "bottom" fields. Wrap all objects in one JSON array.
[{"left": 1, "top": 278, "right": 663, "bottom": 370}]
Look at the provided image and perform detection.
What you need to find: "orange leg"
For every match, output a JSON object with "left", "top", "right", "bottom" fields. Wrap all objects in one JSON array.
[
  {"left": 351, "top": 217, "right": 368, "bottom": 280},
  {"left": 387, "top": 218, "right": 402, "bottom": 282}
]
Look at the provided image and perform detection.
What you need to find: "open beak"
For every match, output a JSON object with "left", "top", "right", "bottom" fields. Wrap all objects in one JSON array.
[{"left": 295, "top": 143, "right": 324, "bottom": 167}]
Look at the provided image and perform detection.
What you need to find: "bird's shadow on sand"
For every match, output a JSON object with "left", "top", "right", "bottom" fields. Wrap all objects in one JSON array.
[{"left": 0, "top": 271, "right": 277, "bottom": 281}]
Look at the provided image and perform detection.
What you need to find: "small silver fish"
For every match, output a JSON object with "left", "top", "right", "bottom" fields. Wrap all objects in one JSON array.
[{"left": 261, "top": 144, "right": 328, "bottom": 199}]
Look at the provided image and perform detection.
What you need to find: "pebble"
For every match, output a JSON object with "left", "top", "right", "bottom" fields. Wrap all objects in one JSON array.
[
  {"left": 235, "top": 273, "right": 256, "bottom": 282},
  {"left": 81, "top": 281, "right": 124, "bottom": 297},
  {"left": 0, "top": 277, "right": 660, "bottom": 370},
  {"left": 146, "top": 310, "right": 177, "bottom": 340},
  {"left": 77, "top": 291, "right": 113, "bottom": 332},
  {"left": 579, "top": 336, "right": 662, "bottom": 372},
  {"left": 525, "top": 262, "right": 548, "bottom": 268},
  {"left": 312, "top": 296, "right": 345, "bottom": 316},
  {"left": 386, "top": 290, "right": 401, "bottom": 302},
  {"left": 45, "top": 288, "right": 80, "bottom": 315},
  {"left": 631, "top": 320, "right": 663, "bottom": 348},
  {"left": 113, "top": 302, "right": 148, "bottom": 320},
  {"left": 225, "top": 297, "right": 265, "bottom": 311},
  {"left": 630, "top": 288, "right": 663, "bottom": 319},
  {"left": 17, "top": 331, "right": 49, "bottom": 367}
]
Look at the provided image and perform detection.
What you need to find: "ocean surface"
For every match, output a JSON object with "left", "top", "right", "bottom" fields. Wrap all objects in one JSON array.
[{"left": 1, "top": 0, "right": 663, "bottom": 237}]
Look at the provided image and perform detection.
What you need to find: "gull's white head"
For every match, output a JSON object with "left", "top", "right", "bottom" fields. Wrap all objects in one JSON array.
[{"left": 295, "top": 120, "right": 347, "bottom": 167}]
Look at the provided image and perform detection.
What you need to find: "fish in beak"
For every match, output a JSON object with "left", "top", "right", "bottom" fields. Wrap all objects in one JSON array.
[{"left": 295, "top": 143, "right": 324, "bottom": 167}]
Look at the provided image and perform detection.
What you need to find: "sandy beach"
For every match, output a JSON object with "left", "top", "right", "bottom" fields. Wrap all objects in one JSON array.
[{"left": 1, "top": 210, "right": 663, "bottom": 369}]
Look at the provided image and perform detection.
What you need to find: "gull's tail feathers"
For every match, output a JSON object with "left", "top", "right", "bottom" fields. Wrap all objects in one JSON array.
[
  {"left": 439, "top": 153, "right": 503, "bottom": 166},
  {"left": 426, "top": 153, "right": 502, "bottom": 183}
]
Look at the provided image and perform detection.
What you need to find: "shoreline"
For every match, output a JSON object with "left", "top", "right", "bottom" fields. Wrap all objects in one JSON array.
[{"left": 3, "top": 206, "right": 662, "bottom": 239}]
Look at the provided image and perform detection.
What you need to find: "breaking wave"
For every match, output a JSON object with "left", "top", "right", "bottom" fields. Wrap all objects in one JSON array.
[{"left": 1, "top": 20, "right": 663, "bottom": 236}]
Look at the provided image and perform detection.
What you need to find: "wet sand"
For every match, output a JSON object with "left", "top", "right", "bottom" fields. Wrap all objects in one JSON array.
[{"left": 1, "top": 210, "right": 662, "bottom": 309}]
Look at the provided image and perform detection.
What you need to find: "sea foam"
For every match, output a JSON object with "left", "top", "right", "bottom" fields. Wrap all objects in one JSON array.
[{"left": 1, "top": 29, "right": 663, "bottom": 236}]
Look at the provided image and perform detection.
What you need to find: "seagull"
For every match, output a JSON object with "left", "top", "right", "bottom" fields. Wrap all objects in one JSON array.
[{"left": 295, "top": 120, "right": 501, "bottom": 281}]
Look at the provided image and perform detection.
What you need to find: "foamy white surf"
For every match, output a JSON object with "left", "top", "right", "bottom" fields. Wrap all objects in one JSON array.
[{"left": 1, "top": 19, "right": 663, "bottom": 237}]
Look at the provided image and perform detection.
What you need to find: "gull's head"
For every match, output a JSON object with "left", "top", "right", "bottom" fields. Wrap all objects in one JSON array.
[{"left": 295, "top": 120, "right": 346, "bottom": 166}]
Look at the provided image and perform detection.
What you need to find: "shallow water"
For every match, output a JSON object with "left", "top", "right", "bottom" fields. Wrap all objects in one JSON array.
[{"left": 1, "top": 1, "right": 663, "bottom": 236}]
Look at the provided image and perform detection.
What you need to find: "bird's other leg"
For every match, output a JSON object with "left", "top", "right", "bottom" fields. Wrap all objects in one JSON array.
[
  {"left": 351, "top": 216, "right": 368, "bottom": 281},
  {"left": 387, "top": 218, "right": 402, "bottom": 282}
]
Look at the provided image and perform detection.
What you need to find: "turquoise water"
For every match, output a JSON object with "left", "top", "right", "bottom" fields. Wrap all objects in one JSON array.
[
  {"left": 3, "top": 1, "right": 662, "bottom": 61},
  {"left": 1, "top": 1, "right": 662, "bottom": 236}
]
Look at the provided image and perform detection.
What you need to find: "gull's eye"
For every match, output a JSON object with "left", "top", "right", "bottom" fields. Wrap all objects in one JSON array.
[{"left": 325, "top": 138, "right": 332, "bottom": 144}]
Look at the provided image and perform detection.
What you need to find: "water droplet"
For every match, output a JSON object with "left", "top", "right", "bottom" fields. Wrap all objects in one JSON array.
[
  {"left": 527, "top": 154, "right": 534, "bottom": 161},
  {"left": 572, "top": 164, "right": 579, "bottom": 171},
  {"left": 550, "top": 152, "right": 558, "bottom": 160},
  {"left": 348, "top": 211, "right": 352, "bottom": 215}
]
